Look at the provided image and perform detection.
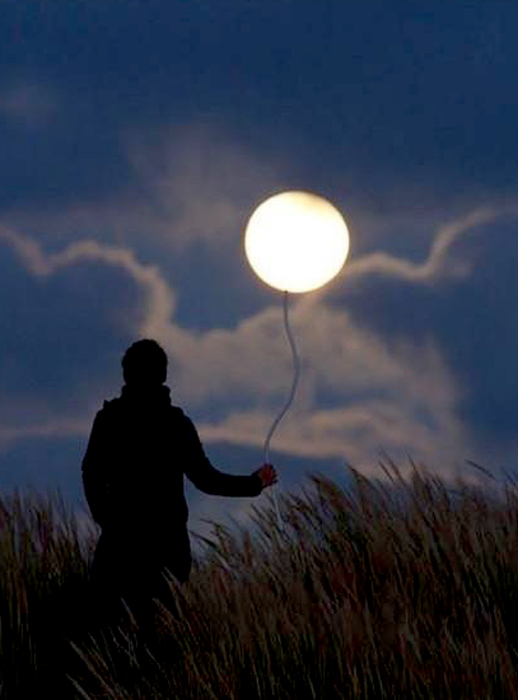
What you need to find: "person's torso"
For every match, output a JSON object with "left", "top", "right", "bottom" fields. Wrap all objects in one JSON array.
[{"left": 100, "top": 393, "right": 189, "bottom": 530}]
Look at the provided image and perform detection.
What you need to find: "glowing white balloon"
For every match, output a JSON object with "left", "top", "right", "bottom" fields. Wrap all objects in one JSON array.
[{"left": 245, "top": 191, "right": 350, "bottom": 293}]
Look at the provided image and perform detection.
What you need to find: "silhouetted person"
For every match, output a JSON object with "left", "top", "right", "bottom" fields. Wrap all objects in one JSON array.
[{"left": 82, "top": 339, "right": 276, "bottom": 633}]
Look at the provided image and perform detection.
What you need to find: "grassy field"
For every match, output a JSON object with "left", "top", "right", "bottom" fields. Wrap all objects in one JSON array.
[{"left": 2, "top": 460, "right": 518, "bottom": 698}]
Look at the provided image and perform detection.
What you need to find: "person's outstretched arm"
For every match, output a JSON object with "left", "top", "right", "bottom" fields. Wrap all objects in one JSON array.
[{"left": 180, "top": 412, "right": 277, "bottom": 496}]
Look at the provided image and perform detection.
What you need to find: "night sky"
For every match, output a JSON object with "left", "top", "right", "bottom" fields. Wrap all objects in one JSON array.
[{"left": 1, "top": 1, "right": 517, "bottom": 544}]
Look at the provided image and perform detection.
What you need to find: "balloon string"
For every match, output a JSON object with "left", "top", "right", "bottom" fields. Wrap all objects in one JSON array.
[{"left": 263, "top": 290, "right": 301, "bottom": 531}]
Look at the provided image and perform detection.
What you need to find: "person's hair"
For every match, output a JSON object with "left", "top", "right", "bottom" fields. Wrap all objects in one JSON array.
[{"left": 121, "top": 339, "right": 168, "bottom": 386}]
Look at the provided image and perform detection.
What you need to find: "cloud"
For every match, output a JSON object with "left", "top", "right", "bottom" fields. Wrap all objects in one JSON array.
[
  {"left": 195, "top": 310, "right": 466, "bottom": 475},
  {"left": 0, "top": 417, "right": 88, "bottom": 450},
  {"left": 0, "top": 224, "right": 177, "bottom": 336},
  {"left": 0, "top": 123, "right": 294, "bottom": 284},
  {"left": 2, "top": 201, "right": 517, "bottom": 496},
  {"left": 335, "top": 206, "right": 512, "bottom": 286},
  {"left": 0, "top": 216, "right": 470, "bottom": 483},
  {"left": 328, "top": 207, "right": 518, "bottom": 458},
  {"left": 124, "top": 124, "right": 289, "bottom": 250}
]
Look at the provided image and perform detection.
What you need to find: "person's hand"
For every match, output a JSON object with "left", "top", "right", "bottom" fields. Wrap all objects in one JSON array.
[{"left": 255, "top": 463, "right": 277, "bottom": 489}]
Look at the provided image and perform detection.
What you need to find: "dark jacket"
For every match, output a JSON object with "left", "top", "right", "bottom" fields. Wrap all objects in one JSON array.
[{"left": 82, "top": 383, "right": 263, "bottom": 535}]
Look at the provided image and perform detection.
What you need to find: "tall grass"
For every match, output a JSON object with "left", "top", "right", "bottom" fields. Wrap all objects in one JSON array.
[{"left": 2, "top": 461, "right": 518, "bottom": 698}]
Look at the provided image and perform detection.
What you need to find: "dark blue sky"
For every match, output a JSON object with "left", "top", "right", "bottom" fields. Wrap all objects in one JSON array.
[{"left": 1, "top": 1, "right": 517, "bottom": 542}]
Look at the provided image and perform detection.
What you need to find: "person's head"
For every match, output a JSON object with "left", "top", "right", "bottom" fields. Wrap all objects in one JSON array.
[{"left": 122, "top": 339, "right": 168, "bottom": 387}]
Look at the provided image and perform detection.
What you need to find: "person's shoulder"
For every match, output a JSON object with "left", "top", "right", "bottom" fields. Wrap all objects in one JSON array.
[
  {"left": 170, "top": 404, "right": 189, "bottom": 421},
  {"left": 101, "top": 397, "right": 121, "bottom": 412},
  {"left": 170, "top": 406, "right": 200, "bottom": 433},
  {"left": 94, "top": 397, "right": 121, "bottom": 421}
]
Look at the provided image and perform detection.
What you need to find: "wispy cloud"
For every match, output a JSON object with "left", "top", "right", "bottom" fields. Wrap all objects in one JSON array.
[
  {"left": 124, "top": 124, "right": 286, "bottom": 249},
  {"left": 0, "top": 417, "right": 88, "bottom": 449},
  {"left": 2, "top": 124, "right": 289, "bottom": 257},
  {"left": 336, "top": 206, "right": 513, "bottom": 286},
  {"left": 0, "top": 225, "right": 178, "bottom": 339},
  {"left": 1, "top": 205, "right": 505, "bottom": 482}
]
